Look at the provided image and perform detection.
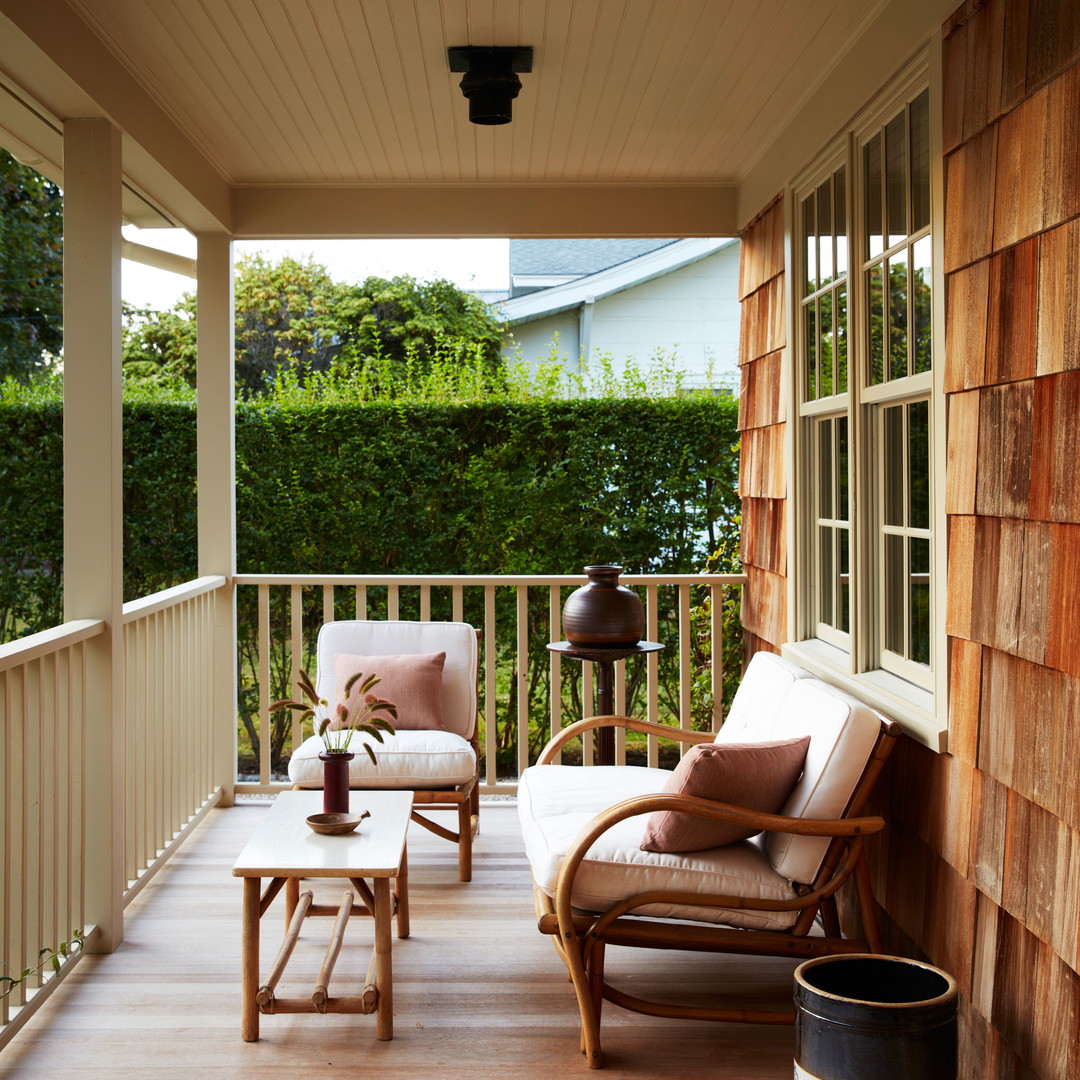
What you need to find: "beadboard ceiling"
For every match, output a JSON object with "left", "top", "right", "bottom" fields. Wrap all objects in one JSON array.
[
  {"left": 63, "top": 0, "right": 880, "bottom": 186},
  {"left": 0, "top": 0, "right": 955, "bottom": 234}
]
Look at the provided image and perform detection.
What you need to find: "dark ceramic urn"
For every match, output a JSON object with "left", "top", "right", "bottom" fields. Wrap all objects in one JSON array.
[{"left": 562, "top": 565, "right": 645, "bottom": 647}]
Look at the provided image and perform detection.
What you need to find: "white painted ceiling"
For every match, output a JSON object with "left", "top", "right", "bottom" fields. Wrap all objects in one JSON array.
[{"left": 63, "top": 0, "right": 880, "bottom": 187}]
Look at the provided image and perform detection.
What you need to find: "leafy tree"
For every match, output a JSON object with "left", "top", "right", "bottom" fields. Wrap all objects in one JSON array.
[
  {"left": 0, "top": 151, "right": 63, "bottom": 381},
  {"left": 335, "top": 275, "right": 504, "bottom": 379}
]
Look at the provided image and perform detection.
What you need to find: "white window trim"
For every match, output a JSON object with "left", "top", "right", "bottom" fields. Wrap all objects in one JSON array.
[{"left": 783, "top": 37, "right": 948, "bottom": 751}]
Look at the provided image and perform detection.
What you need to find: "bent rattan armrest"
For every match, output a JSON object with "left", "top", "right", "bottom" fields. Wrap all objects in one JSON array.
[{"left": 537, "top": 714, "right": 715, "bottom": 765}]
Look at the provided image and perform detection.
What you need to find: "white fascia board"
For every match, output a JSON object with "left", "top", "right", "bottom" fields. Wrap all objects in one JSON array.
[{"left": 496, "top": 237, "right": 738, "bottom": 326}]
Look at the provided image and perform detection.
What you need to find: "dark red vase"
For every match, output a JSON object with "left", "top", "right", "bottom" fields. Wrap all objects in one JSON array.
[
  {"left": 319, "top": 751, "right": 354, "bottom": 814},
  {"left": 562, "top": 565, "right": 645, "bottom": 647}
]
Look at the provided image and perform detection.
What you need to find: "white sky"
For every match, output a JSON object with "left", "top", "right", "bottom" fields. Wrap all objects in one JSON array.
[{"left": 120, "top": 226, "right": 511, "bottom": 311}]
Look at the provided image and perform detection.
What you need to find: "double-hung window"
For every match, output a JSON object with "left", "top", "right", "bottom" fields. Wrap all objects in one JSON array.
[{"left": 788, "top": 58, "right": 946, "bottom": 748}]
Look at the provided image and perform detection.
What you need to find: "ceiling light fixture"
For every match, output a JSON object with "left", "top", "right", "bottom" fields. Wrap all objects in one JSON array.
[{"left": 447, "top": 46, "right": 533, "bottom": 125}]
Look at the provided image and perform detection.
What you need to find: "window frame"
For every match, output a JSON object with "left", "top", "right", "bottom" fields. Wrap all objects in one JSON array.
[{"left": 783, "top": 44, "right": 949, "bottom": 751}]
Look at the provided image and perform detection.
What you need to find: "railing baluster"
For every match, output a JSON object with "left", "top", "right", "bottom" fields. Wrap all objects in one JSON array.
[
  {"left": 388, "top": 583, "right": 399, "bottom": 620},
  {"left": 614, "top": 659, "right": 627, "bottom": 765},
  {"left": 258, "top": 585, "right": 272, "bottom": 786},
  {"left": 646, "top": 583, "right": 660, "bottom": 767},
  {"left": 452, "top": 585, "right": 463, "bottom": 623},
  {"left": 711, "top": 582, "right": 724, "bottom": 730},
  {"left": 678, "top": 583, "right": 692, "bottom": 738},
  {"left": 516, "top": 585, "right": 529, "bottom": 781},
  {"left": 420, "top": 585, "right": 431, "bottom": 621},
  {"left": 323, "top": 584, "right": 334, "bottom": 627},
  {"left": 290, "top": 585, "right": 303, "bottom": 752},
  {"left": 484, "top": 586, "right": 497, "bottom": 788},
  {"left": 548, "top": 585, "right": 561, "bottom": 751},
  {"left": 355, "top": 584, "right": 367, "bottom": 620}
]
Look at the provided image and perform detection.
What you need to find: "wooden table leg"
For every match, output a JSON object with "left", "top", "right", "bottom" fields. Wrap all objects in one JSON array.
[
  {"left": 373, "top": 877, "right": 393, "bottom": 1041},
  {"left": 241, "top": 877, "right": 261, "bottom": 1042},
  {"left": 395, "top": 846, "right": 410, "bottom": 940},
  {"left": 285, "top": 876, "right": 299, "bottom": 927}
]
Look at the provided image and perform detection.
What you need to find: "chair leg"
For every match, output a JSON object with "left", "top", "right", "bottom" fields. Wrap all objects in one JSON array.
[
  {"left": 457, "top": 798, "right": 473, "bottom": 882},
  {"left": 562, "top": 925, "right": 604, "bottom": 1068},
  {"left": 855, "top": 852, "right": 885, "bottom": 952}
]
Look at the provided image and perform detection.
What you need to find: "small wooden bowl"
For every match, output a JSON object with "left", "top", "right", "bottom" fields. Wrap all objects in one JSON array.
[{"left": 306, "top": 812, "right": 364, "bottom": 836}]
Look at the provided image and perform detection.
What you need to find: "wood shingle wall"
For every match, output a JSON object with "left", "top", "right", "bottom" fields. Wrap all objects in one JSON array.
[
  {"left": 736, "top": 2, "right": 1080, "bottom": 1074},
  {"left": 737, "top": 195, "right": 787, "bottom": 658}
]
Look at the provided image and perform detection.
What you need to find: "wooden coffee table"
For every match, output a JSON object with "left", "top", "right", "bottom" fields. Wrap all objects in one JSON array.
[{"left": 232, "top": 789, "right": 413, "bottom": 1042}]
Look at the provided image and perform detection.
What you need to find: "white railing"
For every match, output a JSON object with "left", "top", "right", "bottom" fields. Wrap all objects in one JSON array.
[
  {"left": 1, "top": 575, "right": 231, "bottom": 1048},
  {"left": 121, "top": 575, "right": 228, "bottom": 899},
  {"left": 0, "top": 619, "right": 102, "bottom": 1041},
  {"left": 233, "top": 573, "right": 746, "bottom": 795}
]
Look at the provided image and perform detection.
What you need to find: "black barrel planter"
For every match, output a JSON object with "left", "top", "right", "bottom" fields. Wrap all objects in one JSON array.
[{"left": 794, "top": 954, "right": 958, "bottom": 1079}]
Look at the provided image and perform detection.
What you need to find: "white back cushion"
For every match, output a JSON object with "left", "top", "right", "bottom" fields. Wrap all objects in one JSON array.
[
  {"left": 316, "top": 621, "right": 478, "bottom": 739},
  {"left": 715, "top": 651, "right": 814, "bottom": 744},
  {"left": 762, "top": 678, "right": 884, "bottom": 884}
]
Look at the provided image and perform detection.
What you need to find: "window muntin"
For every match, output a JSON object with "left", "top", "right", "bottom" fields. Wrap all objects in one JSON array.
[{"left": 801, "top": 167, "right": 849, "bottom": 402}]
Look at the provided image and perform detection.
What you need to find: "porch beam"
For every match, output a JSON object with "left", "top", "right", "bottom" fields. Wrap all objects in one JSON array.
[
  {"left": 230, "top": 183, "right": 739, "bottom": 240},
  {"left": 62, "top": 117, "right": 125, "bottom": 953},
  {"left": 196, "top": 233, "right": 238, "bottom": 805}
]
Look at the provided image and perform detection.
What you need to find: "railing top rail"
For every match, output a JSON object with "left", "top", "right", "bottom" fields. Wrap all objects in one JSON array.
[
  {"left": 234, "top": 573, "right": 747, "bottom": 587},
  {"left": 121, "top": 575, "right": 229, "bottom": 624},
  {"left": 0, "top": 618, "right": 105, "bottom": 671}
]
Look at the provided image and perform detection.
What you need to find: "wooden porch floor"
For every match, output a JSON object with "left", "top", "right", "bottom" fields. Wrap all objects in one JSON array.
[{"left": 0, "top": 800, "right": 797, "bottom": 1079}]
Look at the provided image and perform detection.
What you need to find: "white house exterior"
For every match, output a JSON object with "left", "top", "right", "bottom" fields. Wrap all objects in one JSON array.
[{"left": 496, "top": 238, "right": 740, "bottom": 391}]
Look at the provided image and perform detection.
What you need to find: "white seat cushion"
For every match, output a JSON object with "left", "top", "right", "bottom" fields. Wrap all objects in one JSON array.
[
  {"left": 518, "top": 764, "right": 800, "bottom": 933},
  {"left": 762, "top": 679, "right": 884, "bottom": 884},
  {"left": 288, "top": 729, "right": 477, "bottom": 789},
  {"left": 716, "top": 650, "right": 814, "bottom": 744}
]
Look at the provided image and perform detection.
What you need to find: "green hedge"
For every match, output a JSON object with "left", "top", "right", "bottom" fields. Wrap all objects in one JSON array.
[{"left": 0, "top": 393, "right": 738, "bottom": 628}]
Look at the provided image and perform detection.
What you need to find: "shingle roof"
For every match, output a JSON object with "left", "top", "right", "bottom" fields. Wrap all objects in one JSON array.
[{"left": 509, "top": 239, "right": 679, "bottom": 277}]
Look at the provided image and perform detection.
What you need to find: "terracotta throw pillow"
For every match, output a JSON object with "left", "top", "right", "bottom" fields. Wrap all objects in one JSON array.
[
  {"left": 640, "top": 737, "right": 811, "bottom": 853},
  {"left": 330, "top": 651, "right": 446, "bottom": 731}
]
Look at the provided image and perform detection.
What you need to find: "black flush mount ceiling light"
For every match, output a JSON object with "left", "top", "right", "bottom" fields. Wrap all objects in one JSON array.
[{"left": 447, "top": 46, "right": 533, "bottom": 125}]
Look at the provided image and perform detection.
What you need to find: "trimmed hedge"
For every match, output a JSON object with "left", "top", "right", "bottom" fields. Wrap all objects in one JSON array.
[{"left": 0, "top": 394, "right": 738, "bottom": 633}]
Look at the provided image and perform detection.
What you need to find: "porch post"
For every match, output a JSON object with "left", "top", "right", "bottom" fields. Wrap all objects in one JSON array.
[
  {"left": 62, "top": 118, "right": 125, "bottom": 952},
  {"left": 196, "top": 234, "right": 237, "bottom": 805}
]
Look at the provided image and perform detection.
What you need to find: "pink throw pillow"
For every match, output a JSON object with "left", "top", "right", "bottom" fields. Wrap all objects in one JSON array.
[
  {"left": 640, "top": 737, "right": 811, "bottom": 853},
  {"left": 331, "top": 651, "right": 446, "bottom": 731}
]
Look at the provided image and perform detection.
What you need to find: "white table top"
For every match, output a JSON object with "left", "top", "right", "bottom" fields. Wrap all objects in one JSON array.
[{"left": 232, "top": 790, "right": 413, "bottom": 879}]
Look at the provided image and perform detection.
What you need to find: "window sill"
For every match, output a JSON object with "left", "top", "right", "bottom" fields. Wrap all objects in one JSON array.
[{"left": 781, "top": 639, "right": 947, "bottom": 752}]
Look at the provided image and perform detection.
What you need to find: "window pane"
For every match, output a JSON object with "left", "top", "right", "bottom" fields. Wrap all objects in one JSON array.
[
  {"left": 806, "top": 302, "right": 818, "bottom": 399},
  {"left": 910, "top": 89, "right": 931, "bottom": 232},
  {"left": 865, "top": 135, "right": 883, "bottom": 258},
  {"left": 839, "top": 528, "right": 850, "bottom": 633},
  {"left": 883, "top": 405, "right": 904, "bottom": 526},
  {"left": 885, "top": 534, "right": 905, "bottom": 654},
  {"left": 804, "top": 195, "right": 817, "bottom": 296},
  {"left": 834, "top": 167, "right": 848, "bottom": 275},
  {"left": 868, "top": 264, "right": 884, "bottom": 384},
  {"left": 838, "top": 417, "right": 849, "bottom": 520},
  {"left": 909, "top": 401, "right": 930, "bottom": 529},
  {"left": 910, "top": 537, "right": 931, "bottom": 665},
  {"left": 912, "top": 234, "right": 932, "bottom": 373},
  {"left": 885, "top": 111, "right": 908, "bottom": 245},
  {"left": 836, "top": 284, "right": 848, "bottom": 393},
  {"left": 888, "top": 251, "right": 909, "bottom": 381},
  {"left": 820, "top": 290, "right": 834, "bottom": 396},
  {"left": 819, "top": 528, "right": 834, "bottom": 627},
  {"left": 817, "top": 179, "right": 833, "bottom": 286},
  {"left": 818, "top": 420, "right": 834, "bottom": 520}
]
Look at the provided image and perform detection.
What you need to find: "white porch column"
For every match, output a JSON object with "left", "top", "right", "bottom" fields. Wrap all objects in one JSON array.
[
  {"left": 196, "top": 234, "right": 237, "bottom": 804},
  {"left": 62, "top": 118, "right": 124, "bottom": 952}
]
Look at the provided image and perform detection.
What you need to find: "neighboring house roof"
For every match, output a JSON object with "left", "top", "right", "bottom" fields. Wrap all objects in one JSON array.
[
  {"left": 510, "top": 238, "right": 679, "bottom": 277},
  {"left": 496, "top": 237, "right": 738, "bottom": 326}
]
